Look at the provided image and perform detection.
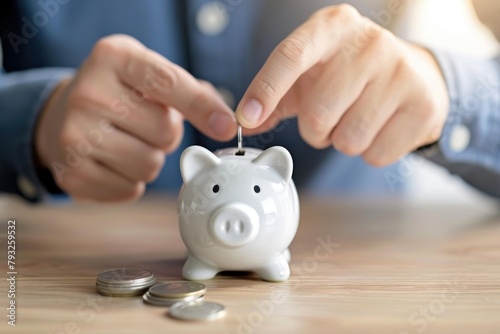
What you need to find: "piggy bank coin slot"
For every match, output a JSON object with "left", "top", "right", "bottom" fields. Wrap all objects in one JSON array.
[{"left": 236, "top": 124, "right": 245, "bottom": 156}]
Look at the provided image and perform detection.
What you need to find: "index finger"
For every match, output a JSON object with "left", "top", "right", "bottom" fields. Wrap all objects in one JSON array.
[
  {"left": 235, "top": 5, "right": 358, "bottom": 128},
  {"left": 109, "top": 37, "right": 237, "bottom": 141}
]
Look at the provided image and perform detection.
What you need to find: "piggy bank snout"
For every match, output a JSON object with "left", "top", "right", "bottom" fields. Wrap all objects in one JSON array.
[{"left": 210, "top": 203, "right": 260, "bottom": 248}]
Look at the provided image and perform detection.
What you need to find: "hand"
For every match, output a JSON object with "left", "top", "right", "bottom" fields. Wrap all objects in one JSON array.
[
  {"left": 36, "top": 35, "right": 237, "bottom": 202},
  {"left": 236, "top": 5, "right": 449, "bottom": 166}
]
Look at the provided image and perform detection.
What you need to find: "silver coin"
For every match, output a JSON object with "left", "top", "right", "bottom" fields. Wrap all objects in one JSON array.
[
  {"left": 96, "top": 284, "right": 153, "bottom": 294},
  {"left": 96, "top": 268, "right": 155, "bottom": 297},
  {"left": 142, "top": 292, "right": 204, "bottom": 307},
  {"left": 149, "top": 282, "right": 206, "bottom": 298},
  {"left": 97, "top": 284, "right": 155, "bottom": 292},
  {"left": 96, "top": 282, "right": 155, "bottom": 291},
  {"left": 143, "top": 292, "right": 204, "bottom": 306},
  {"left": 97, "top": 288, "right": 148, "bottom": 297},
  {"left": 237, "top": 124, "right": 243, "bottom": 153},
  {"left": 97, "top": 268, "right": 155, "bottom": 285},
  {"left": 96, "top": 280, "right": 155, "bottom": 290},
  {"left": 146, "top": 292, "right": 204, "bottom": 303},
  {"left": 169, "top": 301, "right": 226, "bottom": 321}
]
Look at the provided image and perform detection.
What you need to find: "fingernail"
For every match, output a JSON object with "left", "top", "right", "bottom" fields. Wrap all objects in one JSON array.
[
  {"left": 241, "top": 99, "right": 262, "bottom": 125},
  {"left": 209, "top": 112, "right": 234, "bottom": 137}
]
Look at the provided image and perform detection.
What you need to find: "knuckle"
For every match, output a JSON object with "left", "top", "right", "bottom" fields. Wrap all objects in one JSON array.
[
  {"left": 303, "top": 112, "right": 327, "bottom": 135},
  {"left": 365, "top": 29, "right": 393, "bottom": 57},
  {"left": 66, "top": 162, "right": 91, "bottom": 187},
  {"left": 146, "top": 63, "right": 177, "bottom": 93},
  {"left": 331, "top": 135, "right": 357, "bottom": 156},
  {"left": 303, "top": 137, "right": 329, "bottom": 150},
  {"left": 141, "top": 149, "right": 165, "bottom": 182},
  {"left": 153, "top": 111, "right": 183, "bottom": 153},
  {"left": 394, "top": 57, "right": 416, "bottom": 82},
  {"left": 427, "top": 126, "right": 443, "bottom": 143},
  {"left": 187, "top": 90, "right": 212, "bottom": 114},
  {"left": 92, "top": 38, "right": 116, "bottom": 59},
  {"left": 94, "top": 34, "right": 141, "bottom": 53},
  {"left": 124, "top": 55, "right": 141, "bottom": 81},
  {"left": 319, "top": 4, "right": 359, "bottom": 22},
  {"left": 112, "top": 183, "right": 145, "bottom": 202},
  {"left": 128, "top": 183, "right": 146, "bottom": 201},
  {"left": 363, "top": 153, "right": 388, "bottom": 168},
  {"left": 368, "top": 24, "right": 387, "bottom": 42},
  {"left": 254, "top": 76, "right": 281, "bottom": 101},
  {"left": 348, "top": 115, "right": 371, "bottom": 138},
  {"left": 361, "top": 17, "right": 383, "bottom": 38},
  {"left": 62, "top": 177, "right": 80, "bottom": 195},
  {"left": 156, "top": 111, "right": 171, "bottom": 134},
  {"left": 331, "top": 121, "right": 371, "bottom": 156},
  {"left": 163, "top": 128, "right": 183, "bottom": 154},
  {"left": 336, "top": 4, "right": 359, "bottom": 18},
  {"left": 68, "top": 82, "right": 102, "bottom": 107},
  {"left": 298, "top": 111, "right": 331, "bottom": 149},
  {"left": 92, "top": 35, "right": 130, "bottom": 62},
  {"left": 416, "top": 104, "right": 443, "bottom": 145},
  {"left": 58, "top": 127, "right": 75, "bottom": 147},
  {"left": 419, "top": 95, "right": 438, "bottom": 117},
  {"left": 407, "top": 90, "right": 440, "bottom": 125},
  {"left": 277, "top": 36, "right": 311, "bottom": 69},
  {"left": 303, "top": 103, "right": 333, "bottom": 134}
]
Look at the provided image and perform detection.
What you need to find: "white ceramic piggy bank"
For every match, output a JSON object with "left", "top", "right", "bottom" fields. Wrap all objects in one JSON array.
[{"left": 177, "top": 145, "right": 299, "bottom": 282}]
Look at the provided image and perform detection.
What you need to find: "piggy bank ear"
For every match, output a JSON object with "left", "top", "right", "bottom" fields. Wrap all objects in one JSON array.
[
  {"left": 180, "top": 146, "right": 220, "bottom": 183},
  {"left": 252, "top": 146, "right": 293, "bottom": 183}
]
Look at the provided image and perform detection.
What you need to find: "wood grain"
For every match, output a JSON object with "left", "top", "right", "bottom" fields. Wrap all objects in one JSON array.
[{"left": 0, "top": 195, "right": 499, "bottom": 334}]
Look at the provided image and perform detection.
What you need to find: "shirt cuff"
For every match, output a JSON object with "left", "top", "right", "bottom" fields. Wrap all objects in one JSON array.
[
  {"left": 2, "top": 68, "right": 75, "bottom": 203},
  {"left": 428, "top": 48, "right": 500, "bottom": 172}
]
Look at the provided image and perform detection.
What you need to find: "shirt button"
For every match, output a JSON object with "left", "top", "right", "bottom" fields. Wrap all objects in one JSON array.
[
  {"left": 449, "top": 124, "right": 471, "bottom": 153},
  {"left": 17, "top": 176, "right": 38, "bottom": 199},
  {"left": 216, "top": 87, "right": 235, "bottom": 109},
  {"left": 196, "top": 2, "right": 229, "bottom": 36}
]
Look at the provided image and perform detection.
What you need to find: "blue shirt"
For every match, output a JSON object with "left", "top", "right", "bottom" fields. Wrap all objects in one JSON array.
[{"left": 1, "top": 0, "right": 499, "bottom": 202}]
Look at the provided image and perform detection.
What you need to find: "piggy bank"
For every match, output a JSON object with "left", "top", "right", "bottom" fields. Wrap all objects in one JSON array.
[{"left": 177, "top": 145, "right": 299, "bottom": 282}]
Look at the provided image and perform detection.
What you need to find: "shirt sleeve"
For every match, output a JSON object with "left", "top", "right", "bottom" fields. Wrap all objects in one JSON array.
[
  {"left": 0, "top": 54, "right": 75, "bottom": 202},
  {"left": 425, "top": 48, "right": 500, "bottom": 198}
]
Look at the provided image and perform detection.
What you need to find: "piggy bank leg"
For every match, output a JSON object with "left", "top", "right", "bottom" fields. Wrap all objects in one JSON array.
[
  {"left": 182, "top": 254, "right": 219, "bottom": 281},
  {"left": 283, "top": 248, "right": 291, "bottom": 263},
  {"left": 255, "top": 254, "right": 290, "bottom": 282}
]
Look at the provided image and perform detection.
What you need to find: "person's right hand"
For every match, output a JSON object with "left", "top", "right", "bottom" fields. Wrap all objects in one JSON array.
[{"left": 35, "top": 35, "right": 237, "bottom": 202}]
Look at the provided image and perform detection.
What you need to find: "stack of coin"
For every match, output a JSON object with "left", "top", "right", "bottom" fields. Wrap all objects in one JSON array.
[
  {"left": 96, "top": 268, "right": 156, "bottom": 297},
  {"left": 143, "top": 282, "right": 206, "bottom": 306}
]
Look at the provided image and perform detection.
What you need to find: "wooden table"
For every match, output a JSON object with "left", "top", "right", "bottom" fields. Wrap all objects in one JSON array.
[{"left": 0, "top": 195, "right": 499, "bottom": 334}]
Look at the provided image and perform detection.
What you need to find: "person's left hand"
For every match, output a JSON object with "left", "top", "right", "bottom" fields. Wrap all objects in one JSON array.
[{"left": 236, "top": 5, "right": 449, "bottom": 166}]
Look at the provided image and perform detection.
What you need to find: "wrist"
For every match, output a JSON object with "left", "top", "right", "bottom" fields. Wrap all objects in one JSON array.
[{"left": 407, "top": 43, "right": 451, "bottom": 145}]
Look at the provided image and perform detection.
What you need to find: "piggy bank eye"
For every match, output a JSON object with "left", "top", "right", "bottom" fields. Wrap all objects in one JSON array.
[
  {"left": 212, "top": 184, "right": 220, "bottom": 193},
  {"left": 253, "top": 185, "right": 260, "bottom": 193}
]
